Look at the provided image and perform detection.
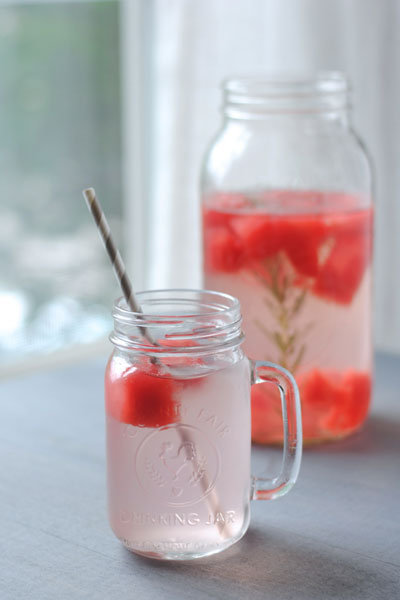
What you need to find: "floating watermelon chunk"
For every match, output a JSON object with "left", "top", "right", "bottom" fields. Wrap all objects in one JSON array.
[
  {"left": 313, "top": 237, "right": 367, "bottom": 304},
  {"left": 105, "top": 335, "right": 207, "bottom": 427},
  {"left": 230, "top": 215, "right": 281, "bottom": 260},
  {"left": 202, "top": 194, "right": 249, "bottom": 227},
  {"left": 203, "top": 208, "right": 233, "bottom": 228},
  {"left": 281, "top": 217, "right": 326, "bottom": 278},
  {"left": 313, "top": 209, "right": 373, "bottom": 304},
  {"left": 296, "top": 368, "right": 339, "bottom": 439},
  {"left": 106, "top": 362, "right": 179, "bottom": 428},
  {"left": 298, "top": 368, "right": 339, "bottom": 406},
  {"left": 323, "top": 371, "right": 371, "bottom": 434},
  {"left": 120, "top": 370, "right": 177, "bottom": 427},
  {"left": 204, "top": 226, "right": 244, "bottom": 272},
  {"left": 297, "top": 368, "right": 371, "bottom": 439}
]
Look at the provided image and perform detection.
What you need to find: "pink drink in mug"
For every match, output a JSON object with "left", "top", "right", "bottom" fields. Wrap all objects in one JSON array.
[{"left": 105, "top": 290, "right": 302, "bottom": 560}]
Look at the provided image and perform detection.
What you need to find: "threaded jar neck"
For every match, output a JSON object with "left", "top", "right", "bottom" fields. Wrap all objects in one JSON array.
[
  {"left": 223, "top": 72, "right": 350, "bottom": 119},
  {"left": 110, "top": 289, "right": 243, "bottom": 356}
]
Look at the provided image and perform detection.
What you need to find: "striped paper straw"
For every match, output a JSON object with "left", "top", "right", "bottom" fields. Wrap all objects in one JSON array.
[{"left": 82, "top": 187, "right": 156, "bottom": 346}]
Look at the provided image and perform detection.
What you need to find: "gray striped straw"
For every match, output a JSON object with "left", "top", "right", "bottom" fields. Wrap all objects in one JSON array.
[{"left": 82, "top": 188, "right": 156, "bottom": 347}]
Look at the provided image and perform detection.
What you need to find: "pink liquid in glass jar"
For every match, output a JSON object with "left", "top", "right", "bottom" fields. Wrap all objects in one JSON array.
[{"left": 203, "top": 190, "right": 373, "bottom": 444}]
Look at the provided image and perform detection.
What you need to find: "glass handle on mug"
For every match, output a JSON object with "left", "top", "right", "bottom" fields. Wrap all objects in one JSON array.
[{"left": 250, "top": 360, "right": 302, "bottom": 501}]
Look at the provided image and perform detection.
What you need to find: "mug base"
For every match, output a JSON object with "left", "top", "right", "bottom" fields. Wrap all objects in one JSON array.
[{"left": 118, "top": 526, "right": 248, "bottom": 561}]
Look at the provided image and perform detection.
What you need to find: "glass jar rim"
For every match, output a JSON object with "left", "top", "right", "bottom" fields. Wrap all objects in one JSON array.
[
  {"left": 222, "top": 71, "right": 350, "bottom": 117},
  {"left": 113, "top": 288, "right": 241, "bottom": 322},
  {"left": 223, "top": 71, "right": 349, "bottom": 98},
  {"left": 110, "top": 289, "right": 243, "bottom": 354}
]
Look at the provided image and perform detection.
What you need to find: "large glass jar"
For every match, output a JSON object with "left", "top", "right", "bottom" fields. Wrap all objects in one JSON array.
[{"left": 201, "top": 73, "right": 373, "bottom": 445}]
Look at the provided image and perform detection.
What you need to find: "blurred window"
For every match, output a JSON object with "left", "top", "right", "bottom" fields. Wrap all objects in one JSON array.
[{"left": 0, "top": 0, "right": 122, "bottom": 369}]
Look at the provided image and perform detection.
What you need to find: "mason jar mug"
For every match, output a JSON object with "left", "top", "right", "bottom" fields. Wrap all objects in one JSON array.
[{"left": 105, "top": 289, "right": 302, "bottom": 560}]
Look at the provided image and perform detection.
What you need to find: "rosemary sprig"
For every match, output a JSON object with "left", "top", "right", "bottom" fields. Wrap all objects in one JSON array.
[{"left": 253, "top": 254, "right": 313, "bottom": 373}]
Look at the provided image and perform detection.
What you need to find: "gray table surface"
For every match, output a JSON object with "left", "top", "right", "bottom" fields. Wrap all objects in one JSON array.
[{"left": 0, "top": 353, "right": 399, "bottom": 599}]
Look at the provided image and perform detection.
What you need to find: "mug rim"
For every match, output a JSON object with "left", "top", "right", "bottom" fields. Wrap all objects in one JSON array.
[{"left": 112, "top": 288, "right": 241, "bottom": 322}]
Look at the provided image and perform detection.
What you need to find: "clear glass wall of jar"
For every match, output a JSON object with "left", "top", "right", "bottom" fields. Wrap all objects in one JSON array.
[{"left": 201, "top": 73, "right": 373, "bottom": 445}]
